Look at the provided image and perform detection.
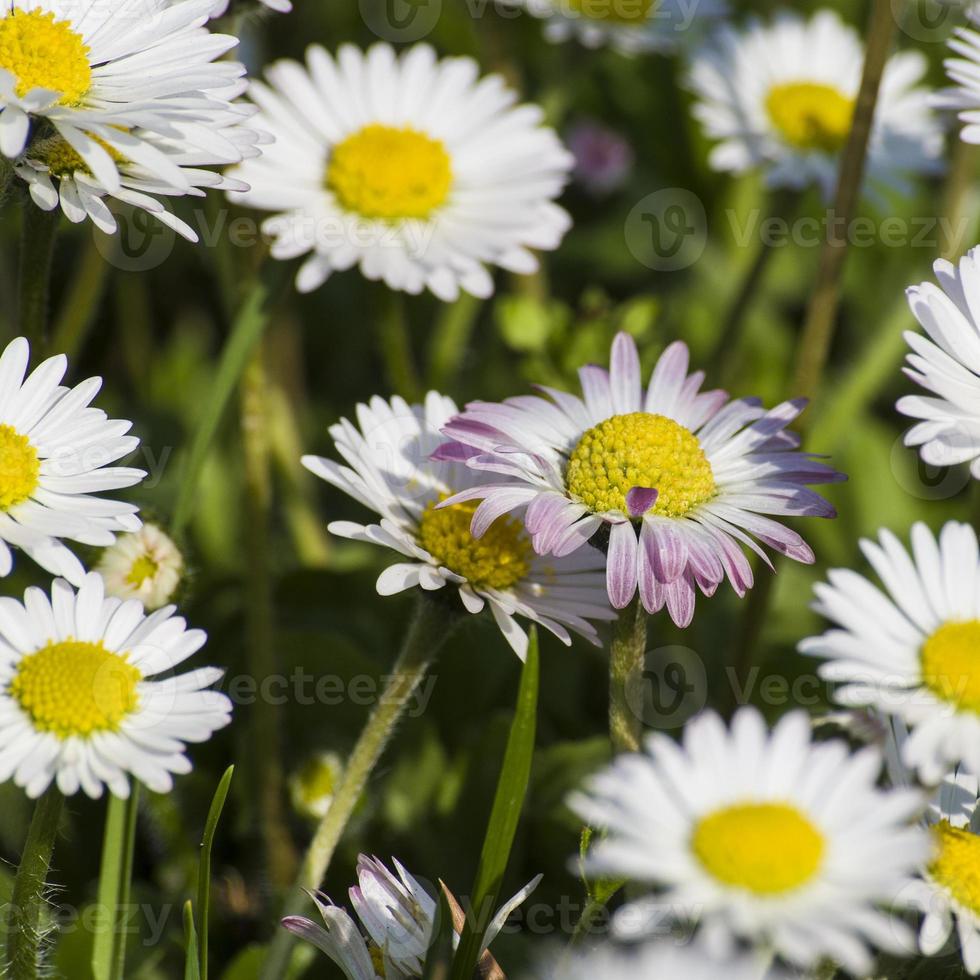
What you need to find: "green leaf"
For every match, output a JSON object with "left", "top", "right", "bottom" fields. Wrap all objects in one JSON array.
[
  {"left": 197, "top": 766, "right": 234, "bottom": 980},
  {"left": 449, "top": 629, "right": 539, "bottom": 980},
  {"left": 183, "top": 902, "right": 201, "bottom": 980},
  {"left": 421, "top": 886, "right": 455, "bottom": 980}
]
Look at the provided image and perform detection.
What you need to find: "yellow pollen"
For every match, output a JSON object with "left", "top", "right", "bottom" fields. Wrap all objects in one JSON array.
[
  {"left": 10, "top": 640, "right": 140, "bottom": 739},
  {"left": 125, "top": 554, "right": 159, "bottom": 587},
  {"left": 921, "top": 621, "right": 980, "bottom": 714},
  {"left": 566, "top": 412, "right": 715, "bottom": 518},
  {"left": 369, "top": 945, "right": 387, "bottom": 977},
  {"left": 565, "top": 0, "right": 655, "bottom": 22},
  {"left": 0, "top": 8, "right": 91, "bottom": 104},
  {"left": 766, "top": 82, "right": 854, "bottom": 153},
  {"left": 930, "top": 821, "right": 980, "bottom": 914},
  {"left": 417, "top": 496, "right": 532, "bottom": 591},
  {"left": 0, "top": 423, "right": 39, "bottom": 511},
  {"left": 326, "top": 124, "right": 453, "bottom": 221},
  {"left": 37, "top": 133, "right": 127, "bottom": 178},
  {"left": 691, "top": 802, "right": 825, "bottom": 894}
]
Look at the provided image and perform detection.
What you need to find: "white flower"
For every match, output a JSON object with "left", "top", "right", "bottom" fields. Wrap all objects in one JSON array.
[
  {"left": 686, "top": 9, "right": 943, "bottom": 200},
  {"left": 936, "top": 7, "right": 980, "bottom": 144},
  {"left": 95, "top": 523, "right": 183, "bottom": 611},
  {"left": 569, "top": 706, "right": 929, "bottom": 975},
  {"left": 301, "top": 391, "right": 615, "bottom": 660},
  {"left": 496, "top": 0, "right": 727, "bottom": 55},
  {"left": 0, "top": 571, "right": 231, "bottom": 799},
  {"left": 282, "top": 855, "right": 539, "bottom": 978},
  {"left": 0, "top": 336, "right": 144, "bottom": 585},
  {"left": 897, "top": 249, "right": 980, "bottom": 478},
  {"left": 801, "top": 520, "right": 980, "bottom": 784},
  {"left": 228, "top": 43, "right": 573, "bottom": 300}
]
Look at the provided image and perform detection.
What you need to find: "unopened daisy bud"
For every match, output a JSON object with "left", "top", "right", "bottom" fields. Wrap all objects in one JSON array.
[
  {"left": 96, "top": 523, "right": 183, "bottom": 611},
  {"left": 289, "top": 752, "right": 343, "bottom": 821}
]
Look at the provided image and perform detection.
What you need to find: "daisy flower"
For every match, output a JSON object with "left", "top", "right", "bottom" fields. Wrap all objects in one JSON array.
[
  {"left": 0, "top": 571, "right": 231, "bottom": 799},
  {"left": 282, "top": 854, "right": 539, "bottom": 978},
  {"left": 0, "top": 0, "right": 254, "bottom": 204},
  {"left": 686, "top": 9, "right": 943, "bottom": 200},
  {"left": 496, "top": 0, "right": 727, "bottom": 55},
  {"left": 569, "top": 706, "right": 930, "bottom": 975},
  {"left": 936, "top": 7, "right": 980, "bottom": 145},
  {"left": 95, "top": 522, "right": 183, "bottom": 611},
  {"left": 227, "top": 43, "right": 573, "bottom": 299},
  {"left": 0, "top": 336, "right": 144, "bottom": 585},
  {"left": 800, "top": 521, "right": 980, "bottom": 784},
  {"left": 897, "top": 249, "right": 980, "bottom": 478},
  {"left": 438, "top": 332, "right": 843, "bottom": 627},
  {"left": 301, "top": 391, "right": 615, "bottom": 659}
]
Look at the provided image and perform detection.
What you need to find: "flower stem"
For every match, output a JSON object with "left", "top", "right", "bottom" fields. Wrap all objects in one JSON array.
[
  {"left": 377, "top": 289, "right": 422, "bottom": 401},
  {"left": 6, "top": 786, "right": 64, "bottom": 979},
  {"left": 18, "top": 205, "right": 59, "bottom": 351},
  {"left": 427, "top": 292, "right": 482, "bottom": 390},
  {"left": 609, "top": 597, "right": 647, "bottom": 754},
  {"left": 260, "top": 594, "right": 459, "bottom": 979},
  {"left": 939, "top": 138, "right": 979, "bottom": 261},
  {"left": 792, "top": 0, "right": 901, "bottom": 400}
]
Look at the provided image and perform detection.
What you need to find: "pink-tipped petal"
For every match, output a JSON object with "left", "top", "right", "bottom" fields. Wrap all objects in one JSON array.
[{"left": 607, "top": 521, "right": 639, "bottom": 609}]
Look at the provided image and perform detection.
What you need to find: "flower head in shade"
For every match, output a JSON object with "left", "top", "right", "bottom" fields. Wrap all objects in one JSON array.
[
  {"left": 801, "top": 521, "right": 980, "bottom": 785},
  {"left": 498, "top": 0, "right": 727, "bottom": 55},
  {"left": 569, "top": 707, "right": 929, "bottom": 975},
  {"left": 301, "top": 392, "right": 615, "bottom": 659},
  {"left": 0, "top": 572, "right": 231, "bottom": 798},
  {"left": 897, "top": 249, "right": 980, "bottom": 478},
  {"left": 0, "top": 336, "right": 144, "bottom": 584},
  {"left": 687, "top": 10, "right": 943, "bottom": 200},
  {"left": 438, "top": 332, "right": 842, "bottom": 627},
  {"left": 95, "top": 522, "right": 183, "bottom": 611},
  {"left": 282, "top": 855, "right": 539, "bottom": 978},
  {"left": 228, "top": 43, "right": 573, "bottom": 299}
]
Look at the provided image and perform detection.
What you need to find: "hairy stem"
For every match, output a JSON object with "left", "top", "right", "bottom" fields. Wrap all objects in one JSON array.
[{"left": 609, "top": 597, "right": 648, "bottom": 754}]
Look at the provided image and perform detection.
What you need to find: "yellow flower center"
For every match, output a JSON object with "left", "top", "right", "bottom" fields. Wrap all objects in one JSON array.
[
  {"left": 326, "top": 124, "right": 453, "bottom": 221},
  {"left": 766, "top": 82, "right": 854, "bottom": 153},
  {"left": 125, "top": 554, "right": 159, "bottom": 588},
  {"left": 691, "top": 802, "right": 825, "bottom": 894},
  {"left": 0, "top": 423, "right": 40, "bottom": 511},
  {"left": 930, "top": 821, "right": 980, "bottom": 914},
  {"left": 10, "top": 640, "right": 141, "bottom": 739},
  {"left": 566, "top": 412, "right": 715, "bottom": 518},
  {"left": 36, "top": 133, "right": 127, "bottom": 178},
  {"left": 417, "top": 496, "right": 532, "bottom": 591},
  {"left": 565, "top": 0, "right": 655, "bottom": 22},
  {"left": 0, "top": 8, "right": 91, "bottom": 104},
  {"left": 921, "top": 621, "right": 980, "bottom": 714}
]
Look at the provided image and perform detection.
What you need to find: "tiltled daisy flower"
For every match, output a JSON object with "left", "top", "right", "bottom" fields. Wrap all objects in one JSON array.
[
  {"left": 301, "top": 391, "right": 615, "bottom": 659},
  {"left": 0, "top": 336, "right": 144, "bottom": 585},
  {"left": 569, "top": 707, "right": 929, "bottom": 975},
  {"left": 96, "top": 522, "right": 183, "bottom": 611},
  {"left": 282, "top": 854, "right": 539, "bottom": 978},
  {"left": 897, "top": 249, "right": 980, "bottom": 478},
  {"left": 687, "top": 9, "right": 943, "bottom": 200},
  {"left": 800, "top": 521, "right": 980, "bottom": 784},
  {"left": 497, "top": 0, "right": 727, "bottom": 55},
  {"left": 0, "top": 572, "right": 231, "bottom": 799},
  {"left": 228, "top": 43, "right": 573, "bottom": 299},
  {"left": 438, "top": 332, "right": 842, "bottom": 627},
  {"left": 936, "top": 7, "right": 980, "bottom": 145}
]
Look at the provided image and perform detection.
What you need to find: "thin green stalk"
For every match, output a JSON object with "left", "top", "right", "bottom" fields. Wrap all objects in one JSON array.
[
  {"left": 50, "top": 236, "right": 111, "bottom": 361},
  {"left": 6, "top": 785, "right": 64, "bottom": 979},
  {"left": 171, "top": 262, "right": 286, "bottom": 536},
  {"left": 260, "top": 596, "right": 459, "bottom": 980},
  {"left": 18, "top": 205, "right": 60, "bottom": 350},
  {"left": 241, "top": 343, "right": 297, "bottom": 891},
  {"left": 609, "top": 597, "right": 647, "bottom": 754},
  {"left": 792, "top": 0, "right": 902, "bottom": 401},
  {"left": 939, "top": 138, "right": 979, "bottom": 261},
  {"left": 197, "top": 766, "right": 234, "bottom": 980},
  {"left": 427, "top": 292, "right": 482, "bottom": 390},
  {"left": 377, "top": 289, "right": 422, "bottom": 401}
]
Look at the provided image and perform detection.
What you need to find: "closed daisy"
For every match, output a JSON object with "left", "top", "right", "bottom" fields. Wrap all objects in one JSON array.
[
  {"left": 0, "top": 572, "right": 231, "bottom": 799},
  {"left": 301, "top": 392, "right": 614, "bottom": 659},
  {"left": 897, "top": 249, "right": 980, "bottom": 478},
  {"left": 497, "top": 0, "right": 727, "bottom": 55},
  {"left": 439, "top": 332, "right": 842, "bottom": 627},
  {"left": 686, "top": 9, "right": 943, "bottom": 200},
  {"left": 569, "top": 707, "right": 929, "bottom": 975},
  {"left": 95, "top": 522, "right": 183, "bottom": 611},
  {"left": 801, "top": 521, "right": 980, "bottom": 784},
  {"left": 0, "top": 336, "right": 144, "bottom": 585},
  {"left": 228, "top": 43, "right": 573, "bottom": 299}
]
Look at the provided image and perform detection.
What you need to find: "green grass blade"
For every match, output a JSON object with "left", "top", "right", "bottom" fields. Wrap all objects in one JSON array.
[
  {"left": 183, "top": 901, "right": 201, "bottom": 980},
  {"left": 197, "top": 766, "right": 234, "bottom": 980},
  {"left": 421, "top": 886, "right": 455, "bottom": 980},
  {"left": 450, "top": 629, "right": 539, "bottom": 980}
]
